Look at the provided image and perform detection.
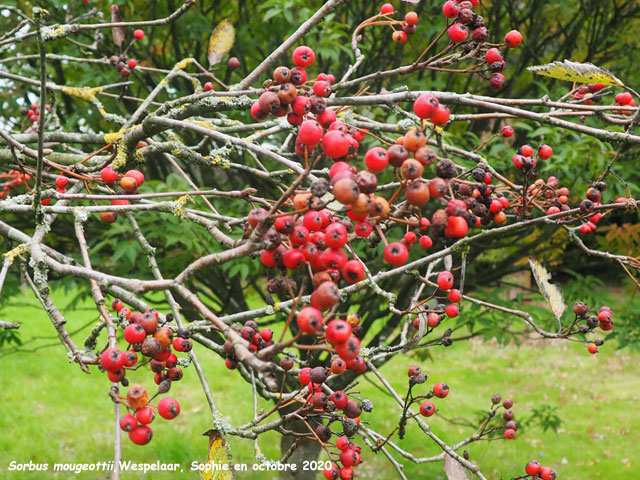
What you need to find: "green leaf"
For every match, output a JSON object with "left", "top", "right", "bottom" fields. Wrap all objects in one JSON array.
[{"left": 528, "top": 60, "right": 625, "bottom": 87}]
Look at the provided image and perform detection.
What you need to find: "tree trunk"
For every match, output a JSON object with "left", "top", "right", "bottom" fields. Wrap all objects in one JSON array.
[{"left": 279, "top": 418, "right": 322, "bottom": 480}]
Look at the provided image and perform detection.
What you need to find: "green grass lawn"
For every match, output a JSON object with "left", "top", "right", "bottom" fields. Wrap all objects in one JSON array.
[{"left": 1, "top": 291, "right": 638, "bottom": 479}]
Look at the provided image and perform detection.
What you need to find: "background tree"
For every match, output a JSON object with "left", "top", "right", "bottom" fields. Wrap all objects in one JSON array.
[{"left": 1, "top": 1, "right": 639, "bottom": 479}]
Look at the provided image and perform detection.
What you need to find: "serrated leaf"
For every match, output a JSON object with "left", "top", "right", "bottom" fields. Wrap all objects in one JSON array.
[
  {"left": 443, "top": 454, "right": 469, "bottom": 480},
  {"left": 528, "top": 257, "right": 566, "bottom": 323},
  {"left": 528, "top": 60, "right": 624, "bottom": 87},
  {"left": 208, "top": 20, "right": 235, "bottom": 67},
  {"left": 200, "top": 429, "right": 232, "bottom": 480}
]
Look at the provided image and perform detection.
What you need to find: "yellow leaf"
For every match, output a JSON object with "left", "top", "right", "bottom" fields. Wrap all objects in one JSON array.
[
  {"left": 200, "top": 429, "right": 232, "bottom": 480},
  {"left": 528, "top": 60, "right": 624, "bottom": 87},
  {"left": 208, "top": 20, "right": 235, "bottom": 67},
  {"left": 528, "top": 257, "right": 566, "bottom": 322}
]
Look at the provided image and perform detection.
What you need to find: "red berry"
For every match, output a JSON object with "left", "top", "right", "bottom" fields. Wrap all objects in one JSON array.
[
  {"left": 413, "top": 94, "right": 439, "bottom": 119},
  {"left": 157, "top": 397, "right": 180, "bottom": 419},
  {"left": 342, "top": 260, "right": 365, "bottom": 284},
  {"left": 392, "top": 30, "right": 407, "bottom": 43},
  {"left": 336, "top": 336, "right": 360, "bottom": 361},
  {"left": 427, "top": 312, "right": 440, "bottom": 328},
  {"left": 355, "top": 221, "right": 373, "bottom": 237},
  {"left": 420, "top": 400, "right": 436, "bottom": 417},
  {"left": 588, "top": 343, "right": 598, "bottom": 354},
  {"left": 433, "top": 382, "right": 449, "bottom": 398},
  {"left": 419, "top": 235, "right": 433, "bottom": 249},
  {"left": 317, "top": 108, "right": 337, "bottom": 128},
  {"left": 107, "top": 369, "right": 126, "bottom": 382},
  {"left": 339, "top": 450, "right": 357, "bottom": 468},
  {"left": 384, "top": 242, "right": 409, "bottom": 267},
  {"left": 331, "top": 390, "right": 349, "bottom": 409},
  {"left": 520, "top": 144, "right": 534, "bottom": 157},
  {"left": 448, "top": 23, "right": 468, "bottom": 43},
  {"left": 336, "top": 436, "right": 349, "bottom": 451},
  {"left": 437, "top": 271, "right": 454, "bottom": 290},
  {"left": 405, "top": 11, "right": 418, "bottom": 25},
  {"left": 430, "top": 105, "right": 450, "bottom": 125},
  {"left": 539, "top": 467, "right": 556, "bottom": 480},
  {"left": 364, "top": 147, "right": 389, "bottom": 172},
  {"left": 322, "top": 130, "right": 350, "bottom": 158},
  {"left": 489, "top": 73, "right": 505, "bottom": 90},
  {"left": 501, "top": 125, "right": 514, "bottom": 137},
  {"left": 448, "top": 289, "right": 462, "bottom": 303},
  {"left": 133, "top": 29, "right": 145, "bottom": 40},
  {"left": 504, "top": 428, "right": 516, "bottom": 439},
  {"left": 504, "top": 30, "right": 523, "bottom": 47},
  {"left": 313, "top": 80, "right": 331, "bottom": 97},
  {"left": 323, "top": 465, "right": 340, "bottom": 480},
  {"left": 124, "top": 323, "right": 146, "bottom": 344},
  {"left": 445, "top": 304, "right": 459, "bottom": 318},
  {"left": 538, "top": 144, "right": 553, "bottom": 160},
  {"left": 172, "top": 337, "right": 192, "bottom": 352},
  {"left": 204, "top": 82, "right": 215, "bottom": 91},
  {"left": 297, "top": 307, "right": 323, "bottom": 334},
  {"left": 442, "top": 0, "right": 460, "bottom": 18},
  {"left": 525, "top": 461, "right": 542, "bottom": 476},
  {"left": 100, "top": 348, "right": 126, "bottom": 373},
  {"left": 129, "top": 424, "right": 152, "bottom": 445},
  {"left": 339, "top": 467, "right": 353, "bottom": 480},
  {"left": 326, "top": 319, "right": 352, "bottom": 345},
  {"left": 119, "top": 413, "right": 137, "bottom": 432},
  {"left": 292, "top": 46, "right": 315, "bottom": 68},
  {"left": 615, "top": 92, "right": 633, "bottom": 105},
  {"left": 101, "top": 166, "right": 119, "bottom": 183},
  {"left": 485, "top": 48, "right": 503, "bottom": 65},
  {"left": 251, "top": 101, "right": 268, "bottom": 121},
  {"left": 128, "top": 59, "right": 137, "bottom": 69},
  {"left": 136, "top": 407, "right": 155, "bottom": 424},
  {"left": 380, "top": 3, "right": 394, "bottom": 14},
  {"left": 55, "top": 175, "right": 68, "bottom": 188},
  {"left": 404, "top": 231, "right": 417, "bottom": 244},
  {"left": 444, "top": 215, "right": 468, "bottom": 238},
  {"left": 282, "top": 249, "right": 306, "bottom": 270}
]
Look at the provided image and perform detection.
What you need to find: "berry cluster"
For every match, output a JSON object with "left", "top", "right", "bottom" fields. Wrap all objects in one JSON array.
[
  {"left": 102, "top": 299, "right": 189, "bottom": 445},
  {"left": 322, "top": 438, "right": 363, "bottom": 480},
  {"left": 0, "top": 170, "right": 31, "bottom": 200},
  {"left": 250, "top": 45, "right": 339, "bottom": 127},
  {"left": 571, "top": 301, "right": 613, "bottom": 354},
  {"left": 511, "top": 143, "right": 553, "bottom": 172},
  {"left": 109, "top": 54, "right": 140, "bottom": 79},
  {"left": 524, "top": 460, "right": 557, "bottom": 480},
  {"left": 578, "top": 181, "right": 608, "bottom": 235},
  {"left": 118, "top": 385, "right": 181, "bottom": 446},
  {"left": 97, "top": 166, "right": 146, "bottom": 223},
  {"left": 441, "top": 0, "right": 522, "bottom": 89},
  {"left": 378, "top": 3, "right": 421, "bottom": 44},
  {"left": 223, "top": 321, "right": 273, "bottom": 369},
  {"left": 19, "top": 102, "right": 49, "bottom": 124}
]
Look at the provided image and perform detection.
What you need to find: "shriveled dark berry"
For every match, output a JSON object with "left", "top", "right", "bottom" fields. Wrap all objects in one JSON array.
[{"left": 436, "top": 159, "right": 456, "bottom": 179}]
